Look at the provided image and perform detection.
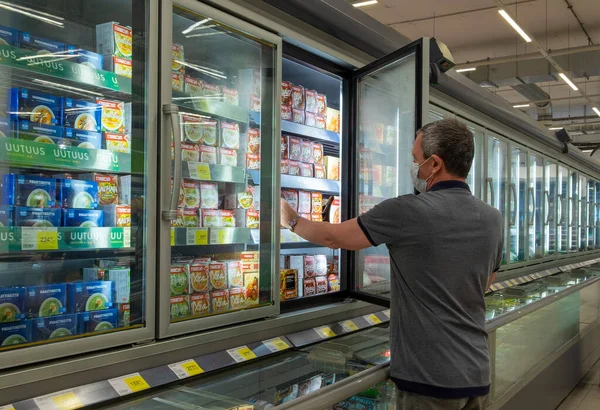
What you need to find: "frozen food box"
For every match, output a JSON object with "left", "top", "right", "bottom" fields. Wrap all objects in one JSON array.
[
  {"left": 297, "top": 190, "right": 311, "bottom": 214},
  {"left": 315, "top": 276, "right": 328, "bottom": 294},
  {"left": 189, "top": 262, "right": 209, "bottom": 293},
  {"left": 246, "top": 153, "right": 260, "bottom": 170},
  {"left": 180, "top": 113, "right": 203, "bottom": 144},
  {"left": 80, "top": 308, "right": 118, "bottom": 333},
  {"left": 234, "top": 209, "right": 259, "bottom": 229},
  {"left": 180, "top": 143, "right": 200, "bottom": 162},
  {"left": 314, "top": 255, "right": 328, "bottom": 276},
  {"left": 96, "top": 99, "right": 125, "bottom": 134},
  {"left": 14, "top": 207, "right": 61, "bottom": 227},
  {"left": 324, "top": 156, "right": 340, "bottom": 181},
  {"left": 244, "top": 272, "right": 259, "bottom": 307},
  {"left": 328, "top": 274, "right": 340, "bottom": 292},
  {"left": 219, "top": 148, "right": 237, "bottom": 166},
  {"left": 223, "top": 87, "right": 239, "bottom": 106},
  {"left": 281, "top": 189, "right": 298, "bottom": 211},
  {"left": 63, "top": 98, "right": 101, "bottom": 131},
  {"left": 288, "top": 160, "right": 301, "bottom": 176},
  {"left": 96, "top": 22, "right": 132, "bottom": 59},
  {"left": 9, "top": 88, "right": 62, "bottom": 126},
  {"left": 180, "top": 180, "right": 200, "bottom": 209},
  {"left": 0, "top": 117, "right": 15, "bottom": 138},
  {"left": 305, "top": 90, "right": 318, "bottom": 113},
  {"left": 288, "top": 255, "right": 304, "bottom": 279},
  {"left": 200, "top": 182, "right": 218, "bottom": 210},
  {"left": 100, "top": 204, "right": 131, "bottom": 227},
  {"left": 190, "top": 292, "right": 210, "bottom": 316},
  {"left": 184, "top": 76, "right": 202, "bottom": 96},
  {"left": 281, "top": 81, "right": 293, "bottom": 106},
  {"left": 288, "top": 137, "right": 302, "bottom": 161},
  {"left": 291, "top": 84, "right": 305, "bottom": 109},
  {"left": 63, "top": 209, "right": 104, "bottom": 227},
  {"left": 63, "top": 128, "right": 102, "bottom": 149},
  {"left": 305, "top": 111, "right": 317, "bottom": 128},
  {"left": 280, "top": 269, "right": 298, "bottom": 300},
  {"left": 119, "top": 175, "right": 131, "bottom": 204},
  {"left": 0, "top": 320, "right": 33, "bottom": 347},
  {"left": 172, "top": 43, "right": 185, "bottom": 74},
  {"left": 116, "top": 303, "right": 130, "bottom": 327},
  {"left": 25, "top": 284, "right": 67, "bottom": 318},
  {"left": 281, "top": 159, "right": 290, "bottom": 175},
  {"left": 281, "top": 105, "right": 292, "bottom": 121},
  {"left": 241, "top": 251, "right": 258, "bottom": 262},
  {"left": 247, "top": 128, "right": 260, "bottom": 155},
  {"left": 0, "top": 25, "right": 19, "bottom": 46},
  {"left": 170, "top": 295, "right": 190, "bottom": 320},
  {"left": 16, "top": 121, "right": 66, "bottom": 145},
  {"left": 80, "top": 174, "right": 118, "bottom": 205},
  {"left": 229, "top": 287, "right": 246, "bottom": 310},
  {"left": 199, "top": 119, "right": 218, "bottom": 146},
  {"left": 68, "top": 281, "right": 113, "bottom": 313},
  {"left": 2, "top": 174, "right": 56, "bottom": 208},
  {"left": 250, "top": 94, "right": 261, "bottom": 112},
  {"left": 104, "top": 133, "right": 131, "bottom": 154},
  {"left": 180, "top": 208, "right": 199, "bottom": 227},
  {"left": 209, "top": 262, "right": 228, "bottom": 290},
  {"left": 105, "top": 56, "right": 132, "bottom": 78},
  {"left": 35, "top": 313, "right": 78, "bottom": 341},
  {"left": 329, "top": 196, "right": 341, "bottom": 224},
  {"left": 0, "top": 205, "right": 12, "bottom": 227},
  {"left": 199, "top": 145, "right": 217, "bottom": 165},
  {"left": 303, "top": 255, "right": 316, "bottom": 278},
  {"left": 0, "top": 287, "right": 26, "bottom": 322},
  {"left": 292, "top": 108, "right": 305, "bottom": 124},
  {"left": 241, "top": 261, "right": 259, "bottom": 273},
  {"left": 66, "top": 46, "right": 104, "bottom": 70},
  {"left": 224, "top": 185, "right": 255, "bottom": 210},
  {"left": 94, "top": 268, "right": 130, "bottom": 304},
  {"left": 300, "top": 163, "right": 313, "bottom": 178},
  {"left": 326, "top": 108, "right": 340, "bottom": 133},
  {"left": 316, "top": 115, "right": 326, "bottom": 130},
  {"left": 58, "top": 178, "right": 99, "bottom": 209},
  {"left": 311, "top": 193, "right": 323, "bottom": 213},
  {"left": 201, "top": 209, "right": 220, "bottom": 228},
  {"left": 211, "top": 289, "right": 229, "bottom": 313},
  {"left": 202, "top": 82, "right": 220, "bottom": 98},
  {"left": 304, "top": 278, "right": 316, "bottom": 297},
  {"left": 311, "top": 213, "right": 323, "bottom": 222},
  {"left": 317, "top": 94, "right": 327, "bottom": 115},
  {"left": 19, "top": 32, "right": 66, "bottom": 54},
  {"left": 170, "top": 264, "right": 189, "bottom": 296},
  {"left": 281, "top": 135, "right": 289, "bottom": 159},
  {"left": 312, "top": 143, "right": 323, "bottom": 165},
  {"left": 227, "top": 261, "right": 243, "bottom": 288},
  {"left": 221, "top": 122, "right": 240, "bottom": 150},
  {"left": 172, "top": 73, "right": 184, "bottom": 92}
]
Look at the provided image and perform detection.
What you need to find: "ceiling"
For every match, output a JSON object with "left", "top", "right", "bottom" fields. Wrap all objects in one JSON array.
[{"left": 351, "top": 0, "right": 600, "bottom": 153}]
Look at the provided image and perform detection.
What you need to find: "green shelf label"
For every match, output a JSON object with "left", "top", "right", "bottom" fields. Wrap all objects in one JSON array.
[
  {"left": 0, "top": 139, "right": 131, "bottom": 173},
  {"left": 0, "top": 227, "right": 131, "bottom": 252}
]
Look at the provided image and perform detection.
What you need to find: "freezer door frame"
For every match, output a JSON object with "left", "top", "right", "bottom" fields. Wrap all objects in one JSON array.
[
  {"left": 543, "top": 157, "right": 558, "bottom": 259},
  {"left": 507, "top": 141, "right": 529, "bottom": 267},
  {"left": 157, "top": 0, "right": 282, "bottom": 338}
]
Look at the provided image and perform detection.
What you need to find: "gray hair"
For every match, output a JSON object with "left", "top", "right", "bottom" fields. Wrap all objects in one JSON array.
[{"left": 417, "top": 119, "right": 474, "bottom": 179}]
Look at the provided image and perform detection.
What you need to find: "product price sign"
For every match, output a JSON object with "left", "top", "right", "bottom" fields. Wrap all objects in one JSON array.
[
  {"left": 0, "top": 405, "right": 15, "bottom": 410},
  {"left": 340, "top": 320, "right": 359, "bottom": 333},
  {"left": 227, "top": 346, "right": 257, "bottom": 363},
  {"left": 211, "top": 228, "right": 234, "bottom": 244},
  {"left": 188, "top": 161, "right": 211, "bottom": 180},
  {"left": 364, "top": 314, "right": 382, "bottom": 325},
  {"left": 262, "top": 337, "right": 290, "bottom": 353},
  {"left": 314, "top": 326, "right": 336, "bottom": 339},
  {"left": 168, "top": 359, "right": 204, "bottom": 379},
  {"left": 21, "top": 227, "right": 58, "bottom": 251},
  {"left": 33, "top": 391, "right": 83, "bottom": 410},
  {"left": 171, "top": 228, "right": 175, "bottom": 246},
  {"left": 108, "top": 372, "right": 150, "bottom": 396},
  {"left": 186, "top": 228, "right": 208, "bottom": 245}
]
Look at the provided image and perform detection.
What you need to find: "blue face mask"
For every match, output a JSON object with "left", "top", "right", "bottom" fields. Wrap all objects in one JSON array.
[{"left": 410, "top": 157, "right": 433, "bottom": 193}]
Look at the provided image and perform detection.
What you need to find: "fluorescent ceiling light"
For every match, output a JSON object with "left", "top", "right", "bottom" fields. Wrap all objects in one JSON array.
[
  {"left": 558, "top": 73, "right": 579, "bottom": 91},
  {"left": 0, "top": 2, "right": 63, "bottom": 27},
  {"left": 353, "top": 0, "right": 377, "bottom": 7},
  {"left": 513, "top": 104, "right": 530, "bottom": 108},
  {"left": 593, "top": 107, "right": 600, "bottom": 117},
  {"left": 549, "top": 127, "right": 563, "bottom": 130},
  {"left": 498, "top": 9, "right": 532, "bottom": 43},
  {"left": 182, "top": 18, "right": 211, "bottom": 34},
  {"left": 456, "top": 67, "right": 476, "bottom": 73},
  {"left": 176, "top": 60, "right": 227, "bottom": 79},
  {"left": 32, "top": 79, "right": 103, "bottom": 97}
]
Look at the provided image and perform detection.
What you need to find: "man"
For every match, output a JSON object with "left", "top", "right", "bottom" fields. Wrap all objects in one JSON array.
[{"left": 281, "top": 119, "right": 503, "bottom": 410}]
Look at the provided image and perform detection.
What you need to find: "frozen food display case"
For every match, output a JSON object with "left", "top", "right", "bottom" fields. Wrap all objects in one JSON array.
[{"left": 0, "top": 0, "right": 155, "bottom": 368}]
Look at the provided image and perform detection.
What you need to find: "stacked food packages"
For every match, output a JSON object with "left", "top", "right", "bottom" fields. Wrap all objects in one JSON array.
[
  {"left": 281, "top": 136, "right": 339, "bottom": 181},
  {"left": 0, "top": 264, "right": 132, "bottom": 346},
  {"left": 280, "top": 81, "right": 340, "bottom": 133},
  {"left": 169, "top": 251, "right": 260, "bottom": 320},
  {"left": 280, "top": 254, "right": 339, "bottom": 300}
]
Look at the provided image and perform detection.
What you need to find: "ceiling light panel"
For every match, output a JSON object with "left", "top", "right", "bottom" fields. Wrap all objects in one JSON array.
[
  {"left": 498, "top": 9, "right": 532, "bottom": 43},
  {"left": 353, "top": 0, "right": 378, "bottom": 7}
]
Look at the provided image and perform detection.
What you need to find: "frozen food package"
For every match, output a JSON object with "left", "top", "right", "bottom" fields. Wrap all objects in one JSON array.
[
  {"left": 324, "top": 156, "right": 340, "bottom": 180},
  {"left": 14, "top": 207, "right": 61, "bottom": 227},
  {"left": 241, "top": 251, "right": 259, "bottom": 262},
  {"left": 303, "top": 255, "right": 316, "bottom": 278},
  {"left": 201, "top": 209, "right": 221, "bottom": 228},
  {"left": 288, "top": 137, "right": 302, "bottom": 161},
  {"left": 247, "top": 128, "right": 261, "bottom": 155},
  {"left": 287, "top": 255, "right": 304, "bottom": 278},
  {"left": 189, "top": 262, "right": 209, "bottom": 293},
  {"left": 250, "top": 94, "right": 261, "bottom": 112},
  {"left": 229, "top": 287, "right": 246, "bottom": 310},
  {"left": 326, "top": 107, "right": 340, "bottom": 133},
  {"left": 305, "top": 111, "right": 317, "bottom": 128},
  {"left": 180, "top": 180, "right": 200, "bottom": 209},
  {"left": 199, "top": 145, "right": 217, "bottom": 165},
  {"left": 281, "top": 189, "right": 298, "bottom": 211},
  {"left": 79, "top": 173, "right": 118, "bottom": 206},
  {"left": 181, "top": 208, "right": 200, "bottom": 227},
  {"left": 315, "top": 276, "right": 328, "bottom": 294},
  {"left": 100, "top": 204, "right": 131, "bottom": 227},
  {"left": 329, "top": 196, "right": 341, "bottom": 224},
  {"left": 316, "top": 115, "right": 326, "bottom": 130},
  {"left": 190, "top": 293, "right": 210, "bottom": 316},
  {"left": 220, "top": 210, "right": 236, "bottom": 228},
  {"left": 297, "top": 191, "right": 311, "bottom": 214},
  {"left": 211, "top": 290, "right": 229, "bottom": 313},
  {"left": 300, "top": 163, "right": 313, "bottom": 178},
  {"left": 291, "top": 84, "right": 305, "bottom": 109},
  {"left": 246, "top": 153, "right": 261, "bottom": 170},
  {"left": 172, "top": 43, "right": 185, "bottom": 73},
  {"left": 172, "top": 73, "right": 184, "bottom": 92},
  {"left": 223, "top": 185, "right": 255, "bottom": 210},
  {"left": 305, "top": 90, "right": 318, "bottom": 113},
  {"left": 170, "top": 264, "right": 189, "bottom": 296},
  {"left": 288, "top": 160, "right": 301, "bottom": 176},
  {"left": 219, "top": 148, "right": 238, "bottom": 166},
  {"left": 223, "top": 87, "right": 239, "bottom": 106},
  {"left": 170, "top": 295, "right": 190, "bottom": 320},
  {"left": 235, "top": 209, "right": 260, "bottom": 228},
  {"left": 292, "top": 108, "right": 305, "bottom": 124},
  {"left": 328, "top": 274, "right": 340, "bottom": 292},
  {"left": 209, "top": 262, "right": 228, "bottom": 290},
  {"left": 311, "top": 192, "right": 323, "bottom": 213},
  {"left": 280, "top": 269, "right": 298, "bottom": 300},
  {"left": 200, "top": 182, "right": 218, "bottom": 209},
  {"left": 221, "top": 122, "right": 240, "bottom": 149},
  {"left": 58, "top": 179, "right": 99, "bottom": 209},
  {"left": 312, "top": 143, "right": 323, "bottom": 165},
  {"left": 244, "top": 272, "right": 259, "bottom": 307},
  {"left": 311, "top": 213, "right": 323, "bottom": 222},
  {"left": 317, "top": 94, "right": 327, "bottom": 115},
  {"left": 105, "top": 56, "right": 132, "bottom": 78},
  {"left": 304, "top": 278, "right": 316, "bottom": 297},
  {"left": 96, "top": 22, "right": 132, "bottom": 59},
  {"left": 281, "top": 159, "right": 290, "bottom": 174},
  {"left": 301, "top": 140, "right": 313, "bottom": 163},
  {"left": 104, "top": 133, "right": 131, "bottom": 154},
  {"left": 180, "top": 114, "right": 202, "bottom": 143},
  {"left": 180, "top": 143, "right": 200, "bottom": 162},
  {"left": 281, "top": 105, "right": 292, "bottom": 121},
  {"left": 281, "top": 135, "right": 289, "bottom": 159},
  {"left": 96, "top": 99, "right": 125, "bottom": 134},
  {"left": 313, "top": 164, "right": 326, "bottom": 179},
  {"left": 314, "top": 255, "right": 328, "bottom": 276},
  {"left": 202, "top": 83, "right": 221, "bottom": 99},
  {"left": 200, "top": 119, "right": 218, "bottom": 147},
  {"left": 119, "top": 175, "right": 131, "bottom": 204},
  {"left": 227, "top": 261, "right": 243, "bottom": 288},
  {"left": 0, "top": 25, "right": 18, "bottom": 47},
  {"left": 281, "top": 81, "right": 293, "bottom": 106},
  {"left": 184, "top": 76, "right": 203, "bottom": 96}
]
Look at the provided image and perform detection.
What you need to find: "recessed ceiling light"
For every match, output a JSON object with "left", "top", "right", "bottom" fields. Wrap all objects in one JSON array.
[
  {"left": 558, "top": 73, "right": 579, "bottom": 91},
  {"left": 456, "top": 67, "right": 476, "bottom": 73},
  {"left": 549, "top": 127, "right": 563, "bottom": 130},
  {"left": 353, "top": 0, "right": 378, "bottom": 7},
  {"left": 498, "top": 9, "right": 532, "bottom": 43},
  {"left": 513, "top": 104, "right": 530, "bottom": 108}
]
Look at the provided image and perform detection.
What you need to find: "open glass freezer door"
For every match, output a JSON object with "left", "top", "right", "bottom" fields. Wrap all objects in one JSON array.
[
  {"left": 0, "top": 0, "right": 155, "bottom": 368},
  {"left": 349, "top": 39, "right": 427, "bottom": 305},
  {"left": 158, "top": 0, "right": 281, "bottom": 337}
]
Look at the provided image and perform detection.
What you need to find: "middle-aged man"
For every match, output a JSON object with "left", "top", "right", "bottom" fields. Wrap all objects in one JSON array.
[{"left": 280, "top": 119, "right": 504, "bottom": 410}]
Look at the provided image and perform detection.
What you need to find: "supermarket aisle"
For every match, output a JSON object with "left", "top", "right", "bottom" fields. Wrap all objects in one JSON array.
[{"left": 556, "top": 359, "right": 600, "bottom": 409}]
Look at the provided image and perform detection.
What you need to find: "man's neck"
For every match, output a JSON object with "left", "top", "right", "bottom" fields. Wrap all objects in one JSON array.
[{"left": 426, "top": 175, "right": 466, "bottom": 191}]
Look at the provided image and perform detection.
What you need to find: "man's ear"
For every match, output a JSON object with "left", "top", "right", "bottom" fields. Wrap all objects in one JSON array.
[{"left": 431, "top": 154, "right": 444, "bottom": 173}]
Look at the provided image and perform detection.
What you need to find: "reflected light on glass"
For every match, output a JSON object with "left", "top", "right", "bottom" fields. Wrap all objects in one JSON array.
[
  {"left": 182, "top": 18, "right": 211, "bottom": 34},
  {"left": 0, "top": 1, "right": 63, "bottom": 27},
  {"left": 353, "top": 0, "right": 378, "bottom": 7},
  {"left": 32, "top": 79, "right": 104, "bottom": 97},
  {"left": 456, "top": 67, "right": 476, "bottom": 73}
]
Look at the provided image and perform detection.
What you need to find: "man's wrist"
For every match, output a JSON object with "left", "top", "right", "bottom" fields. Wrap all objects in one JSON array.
[{"left": 289, "top": 215, "right": 301, "bottom": 232}]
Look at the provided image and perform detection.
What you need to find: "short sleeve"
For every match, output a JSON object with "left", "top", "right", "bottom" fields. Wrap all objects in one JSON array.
[{"left": 357, "top": 197, "right": 405, "bottom": 246}]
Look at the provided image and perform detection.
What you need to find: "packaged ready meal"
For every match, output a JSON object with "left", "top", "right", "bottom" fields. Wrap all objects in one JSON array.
[
  {"left": 181, "top": 113, "right": 203, "bottom": 143},
  {"left": 189, "top": 262, "right": 209, "bottom": 293},
  {"left": 170, "top": 295, "right": 190, "bottom": 319},
  {"left": 305, "top": 90, "right": 318, "bottom": 113},
  {"left": 250, "top": 94, "right": 261, "bottom": 112},
  {"left": 288, "top": 161, "right": 301, "bottom": 176},
  {"left": 180, "top": 143, "right": 200, "bottom": 162},
  {"left": 311, "top": 192, "right": 323, "bottom": 213},
  {"left": 95, "top": 22, "right": 132, "bottom": 59},
  {"left": 326, "top": 107, "right": 340, "bottom": 133},
  {"left": 281, "top": 189, "right": 298, "bottom": 211},
  {"left": 292, "top": 84, "right": 305, "bottom": 109},
  {"left": 190, "top": 293, "right": 210, "bottom": 316},
  {"left": 315, "top": 276, "right": 328, "bottom": 294},
  {"left": 329, "top": 196, "right": 341, "bottom": 224},
  {"left": 281, "top": 135, "right": 289, "bottom": 159},
  {"left": 317, "top": 94, "right": 327, "bottom": 115},
  {"left": 244, "top": 272, "right": 259, "bottom": 307},
  {"left": 180, "top": 180, "right": 200, "bottom": 209},
  {"left": 328, "top": 274, "right": 340, "bottom": 292},
  {"left": 211, "top": 289, "right": 229, "bottom": 313},
  {"left": 96, "top": 99, "right": 125, "bottom": 134},
  {"left": 246, "top": 153, "right": 260, "bottom": 170},
  {"left": 314, "top": 164, "right": 326, "bottom": 179},
  {"left": 288, "top": 137, "right": 302, "bottom": 161},
  {"left": 241, "top": 251, "right": 259, "bottom": 262},
  {"left": 305, "top": 111, "right": 317, "bottom": 128},
  {"left": 223, "top": 186, "right": 255, "bottom": 210},
  {"left": 312, "top": 143, "right": 323, "bottom": 165},
  {"left": 8, "top": 88, "right": 62, "bottom": 126},
  {"left": 184, "top": 76, "right": 203, "bottom": 96},
  {"left": 229, "top": 287, "right": 246, "bottom": 310},
  {"left": 172, "top": 43, "right": 185, "bottom": 74},
  {"left": 202, "top": 83, "right": 220, "bottom": 99},
  {"left": 223, "top": 87, "right": 239, "bottom": 106},
  {"left": 200, "top": 182, "right": 218, "bottom": 209},
  {"left": 104, "top": 133, "right": 131, "bottom": 154},
  {"left": 301, "top": 140, "right": 313, "bottom": 163},
  {"left": 201, "top": 210, "right": 221, "bottom": 228},
  {"left": 220, "top": 210, "right": 236, "bottom": 228},
  {"left": 235, "top": 209, "right": 259, "bottom": 228},
  {"left": 324, "top": 156, "right": 340, "bottom": 181},
  {"left": 311, "top": 213, "right": 323, "bottom": 222},
  {"left": 303, "top": 256, "right": 316, "bottom": 278},
  {"left": 221, "top": 122, "right": 240, "bottom": 149},
  {"left": 292, "top": 108, "right": 305, "bottom": 124},
  {"left": 227, "top": 261, "right": 243, "bottom": 288},
  {"left": 172, "top": 73, "right": 184, "bottom": 92},
  {"left": 209, "top": 262, "right": 228, "bottom": 290},
  {"left": 181, "top": 209, "right": 200, "bottom": 227},
  {"left": 247, "top": 128, "right": 260, "bottom": 154},
  {"left": 281, "top": 81, "right": 292, "bottom": 106},
  {"left": 281, "top": 159, "right": 290, "bottom": 174},
  {"left": 300, "top": 163, "right": 313, "bottom": 178},
  {"left": 314, "top": 255, "right": 328, "bottom": 276},
  {"left": 199, "top": 145, "right": 217, "bottom": 165},
  {"left": 316, "top": 115, "right": 326, "bottom": 130},
  {"left": 281, "top": 105, "right": 292, "bottom": 121},
  {"left": 304, "top": 278, "right": 316, "bottom": 297},
  {"left": 298, "top": 191, "right": 311, "bottom": 214},
  {"left": 280, "top": 269, "right": 298, "bottom": 300},
  {"left": 80, "top": 173, "right": 119, "bottom": 206},
  {"left": 219, "top": 148, "right": 238, "bottom": 166},
  {"left": 106, "top": 56, "right": 132, "bottom": 78},
  {"left": 200, "top": 119, "right": 218, "bottom": 146},
  {"left": 170, "top": 265, "right": 189, "bottom": 296}
]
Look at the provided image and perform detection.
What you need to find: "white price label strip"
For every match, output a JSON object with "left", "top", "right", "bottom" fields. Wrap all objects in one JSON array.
[
  {"left": 168, "top": 359, "right": 204, "bottom": 379},
  {"left": 383, "top": 309, "right": 391, "bottom": 318},
  {"left": 364, "top": 314, "right": 382, "bottom": 325},
  {"left": 314, "top": 326, "right": 336, "bottom": 339},
  {"left": 108, "top": 372, "right": 150, "bottom": 396},
  {"left": 262, "top": 337, "right": 290, "bottom": 353},
  {"left": 340, "top": 320, "right": 359, "bottom": 333},
  {"left": 33, "top": 390, "right": 83, "bottom": 410},
  {"left": 227, "top": 346, "right": 257, "bottom": 363},
  {"left": 123, "top": 227, "right": 131, "bottom": 247}
]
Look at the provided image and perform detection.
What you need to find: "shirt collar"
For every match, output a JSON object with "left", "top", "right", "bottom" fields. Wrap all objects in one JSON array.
[{"left": 428, "top": 180, "right": 471, "bottom": 193}]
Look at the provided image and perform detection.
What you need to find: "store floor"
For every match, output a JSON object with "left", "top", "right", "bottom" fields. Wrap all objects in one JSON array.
[{"left": 555, "top": 358, "right": 600, "bottom": 410}]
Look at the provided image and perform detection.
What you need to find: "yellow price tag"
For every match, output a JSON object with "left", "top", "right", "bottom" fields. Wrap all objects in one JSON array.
[
  {"left": 195, "top": 163, "right": 211, "bottom": 180},
  {"left": 263, "top": 337, "right": 290, "bottom": 352},
  {"left": 315, "top": 326, "right": 335, "bottom": 339},
  {"left": 181, "top": 360, "right": 203, "bottom": 376},
  {"left": 123, "top": 375, "right": 150, "bottom": 392},
  {"left": 36, "top": 229, "right": 58, "bottom": 250},
  {"left": 195, "top": 229, "right": 208, "bottom": 245},
  {"left": 237, "top": 347, "right": 257, "bottom": 360},
  {"left": 341, "top": 320, "right": 359, "bottom": 332},
  {"left": 51, "top": 392, "right": 83, "bottom": 410},
  {"left": 366, "top": 314, "right": 382, "bottom": 325},
  {"left": 170, "top": 228, "right": 175, "bottom": 246}
]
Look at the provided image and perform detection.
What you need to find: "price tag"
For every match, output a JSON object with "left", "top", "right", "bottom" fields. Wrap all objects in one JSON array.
[
  {"left": 0, "top": 406, "right": 15, "bottom": 410},
  {"left": 22, "top": 227, "right": 58, "bottom": 251},
  {"left": 314, "top": 326, "right": 336, "bottom": 339},
  {"left": 170, "top": 228, "right": 175, "bottom": 246},
  {"left": 186, "top": 228, "right": 208, "bottom": 245},
  {"left": 168, "top": 359, "right": 204, "bottom": 379},
  {"left": 33, "top": 391, "right": 83, "bottom": 410},
  {"left": 108, "top": 372, "right": 150, "bottom": 396},
  {"left": 509, "top": 279, "right": 518, "bottom": 286},
  {"left": 262, "top": 337, "right": 290, "bottom": 353},
  {"left": 227, "top": 346, "right": 257, "bottom": 363},
  {"left": 340, "top": 320, "right": 359, "bottom": 333},
  {"left": 211, "top": 228, "right": 234, "bottom": 244},
  {"left": 123, "top": 227, "right": 131, "bottom": 247},
  {"left": 188, "top": 162, "right": 211, "bottom": 180},
  {"left": 364, "top": 314, "right": 382, "bottom": 325},
  {"left": 383, "top": 309, "right": 391, "bottom": 318}
]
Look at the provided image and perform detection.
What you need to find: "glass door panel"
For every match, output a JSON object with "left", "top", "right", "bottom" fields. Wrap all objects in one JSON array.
[
  {"left": 596, "top": 182, "right": 600, "bottom": 249},
  {"left": 0, "top": 0, "right": 153, "bottom": 364},
  {"left": 463, "top": 120, "right": 483, "bottom": 199},
  {"left": 509, "top": 146, "right": 526, "bottom": 264},
  {"left": 569, "top": 170, "right": 579, "bottom": 252},
  {"left": 160, "top": 3, "right": 280, "bottom": 336},
  {"left": 587, "top": 180, "right": 595, "bottom": 250},
  {"left": 557, "top": 165, "right": 569, "bottom": 254},
  {"left": 544, "top": 160, "right": 557, "bottom": 256},
  {"left": 528, "top": 153, "right": 543, "bottom": 260},
  {"left": 579, "top": 175, "right": 587, "bottom": 251},
  {"left": 486, "top": 135, "right": 508, "bottom": 265}
]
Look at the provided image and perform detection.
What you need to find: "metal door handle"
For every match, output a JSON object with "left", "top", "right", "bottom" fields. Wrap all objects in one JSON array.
[
  {"left": 544, "top": 191, "right": 550, "bottom": 226},
  {"left": 162, "top": 104, "right": 181, "bottom": 221},
  {"left": 486, "top": 178, "right": 494, "bottom": 207},
  {"left": 509, "top": 183, "right": 517, "bottom": 226},
  {"left": 558, "top": 195, "right": 564, "bottom": 225},
  {"left": 528, "top": 187, "right": 535, "bottom": 225},
  {"left": 569, "top": 197, "right": 575, "bottom": 227}
]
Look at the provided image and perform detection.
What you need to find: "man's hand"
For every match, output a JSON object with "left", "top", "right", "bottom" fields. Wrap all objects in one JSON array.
[{"left": 281, "top": 199, "right": 299, "bottom": 229}]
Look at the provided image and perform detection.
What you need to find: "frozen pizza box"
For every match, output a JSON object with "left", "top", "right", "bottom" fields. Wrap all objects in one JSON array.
[
  {"left": 288, "top": 160, "right": 301, "bottom": 176},
  {"left": 104, "top": 56, "right": 132, "bottom": 78},
  {"left": 315, "top": 276, "right": 328, "bottom": 294},
  {"left": 241, "top": 251, "right": 258, "bottom": 262},
  {"left": 80, "top": 308, "right": 118, "bottom": 333},
  {"left": 291, "top": 84, "right": 305, "bottom": 109},
  {"left": 2, "top": 174, "right": 57, "bottom": 208},
  {"left": 100, "top": 204, "right": 131, "bottom": 227},
  {"left": 301, "top": 140, "right": 313, "bottom": 163},
  {"left": 305, "top": 90, "right": 318, "bottom": 113},
  {"left": 104, "top": 133, "right": 131, "bottom": 154},
  {"left": 303, "top": 255, "right": 316, "bottom": 278},
  {"left": 0, "top": 25, "right": 19, "bottom": 46},
  {"left": 0, "top": 320, "right": 33, "bottom": 347},
  {"left": 170, "top": 295, "right": 190, "bottom": 320},
  {"left": 19, "top": 32, "right": 66, "bottom": 54},
  {"left": 96, "top": 99, "right": 125, "bottom": 134},
  {"left": 244, "top": 272, "right": 259, "bottom": 307},
  {"left": 209, "top": 262, "right": 228, "bottom": 290},
  {"left": 8, "top": 88, "right": 62, "bottom": 126},
  {"left": 234, "top": 209, "right": 259, "bottom": 229},
  {"left": 58, "top": 178, "right": 99, "bottom": 209},
  {"left": 80, "top": 174, "right": 119, "bottom": 206},
  {"left": 68, "top": 281, "right": 113, "bottom": 313},
  {"left": 189, "top": 262, "right": 209, "bottom": 293},
  {"left": 300, "top": 163, "right": 313, "bottom": 178},
  {"left": 218, "top": 148, "right": 237, "bottom": 166},
  {"left": 66, "top": 46, "right": 104, "bottom": 70},
  {"left": 63, "top": 98, "right": 101, "bottom": 131},
  {"left": 172, "top": 43, "right": 185, "bottom": 74},
  {"left": 288, "top": 137, "right": 302, "bottom": 161},
  {"left": 96, "top": 22, "right": 132, "bottom": 59},
  {"left": 280, "top": 269, "right": 298, "bottom": 300},
  {"left": 170, "top": 264, "right": 189, "bottom": 296},
  {"left": 292, "top": 108, "right": 305, "bottom": 124},
  {"left": 229, "top": 287, "right": 246, "bottom": 310},
  {"left": 303, "top": 278, "right": 316, "bottom": 298},
  {"left": 211, "top": 289, "right": 229, "bottom": 313},
  {"left": 190, "top": 292, "right": 210, "bottom": 316},
  {"left": 63, "top": 128, "right": 102, "bottom": 149},
  {"left": 34, "top": 313, "right": 79, "bottom": 341},
  {"left": 0, "top": 287, "right": 26, "bottom": 322},
  {"left": 0, "top": 205, "right": 12, "bottom": 227},
  {"left": 14, "top": 207, "right": 61, "bottom": 227}
]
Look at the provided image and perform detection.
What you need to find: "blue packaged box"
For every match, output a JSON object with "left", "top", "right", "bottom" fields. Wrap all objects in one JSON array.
[
  {"left": 66, "top": 46, "right": 104, "bottom": 70},
  {"left": 0, "top": 287, "right": 26, "bottom": 323},
  {"left": 17, "top": 120, "right": 66, "bottom": 145},
  {"left": 25, "top": 284, "right": 67, "bottom": 318},
  {"left": 68, "top": 281, "right": 113, "bottom": 313},
  {"left": 14, "top": 207, "right": 61, "bottom": 227},
  {"left": 34, "top": 314, "right": 78, "bottom": 341},
  {"left": 63, "top": 209, "right": 104, "bottom": 227},
  {"left": 63, "top": 128, "right": 102, "bottom": 149},
  {"left": 0, "top": 117, "right": 16, "bottom": 138},
  {"left": 0, "top": 320, "right": 33, "bottom": 347},
  {"left": 0, "top": 205, "right": 12, "bottom": 227},
  {"left": 19, "top": 32, "right": 66, "bottom": 54},
  {"left": 58, "top": 179, "right": 98, "bottom": 209},
  {"left": 0, "top": 25, "right": 19, "bottom": 47},
  {"left": 80, "top": 308, "right": 118, "bottom": 333},
  {"left": 63, "top": 98, "right": 101, "bottom": 131},
  {"left": 8, "top": 88, "right": 62, "bottom": 126},
  {"left": 2, "top": 174, "right": 57, "bottom": 207}
]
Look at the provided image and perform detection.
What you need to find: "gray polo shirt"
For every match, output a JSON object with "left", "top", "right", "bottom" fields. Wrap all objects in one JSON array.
[{"left": 357, "top": 180, "right": 503, "bottom": 399}]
